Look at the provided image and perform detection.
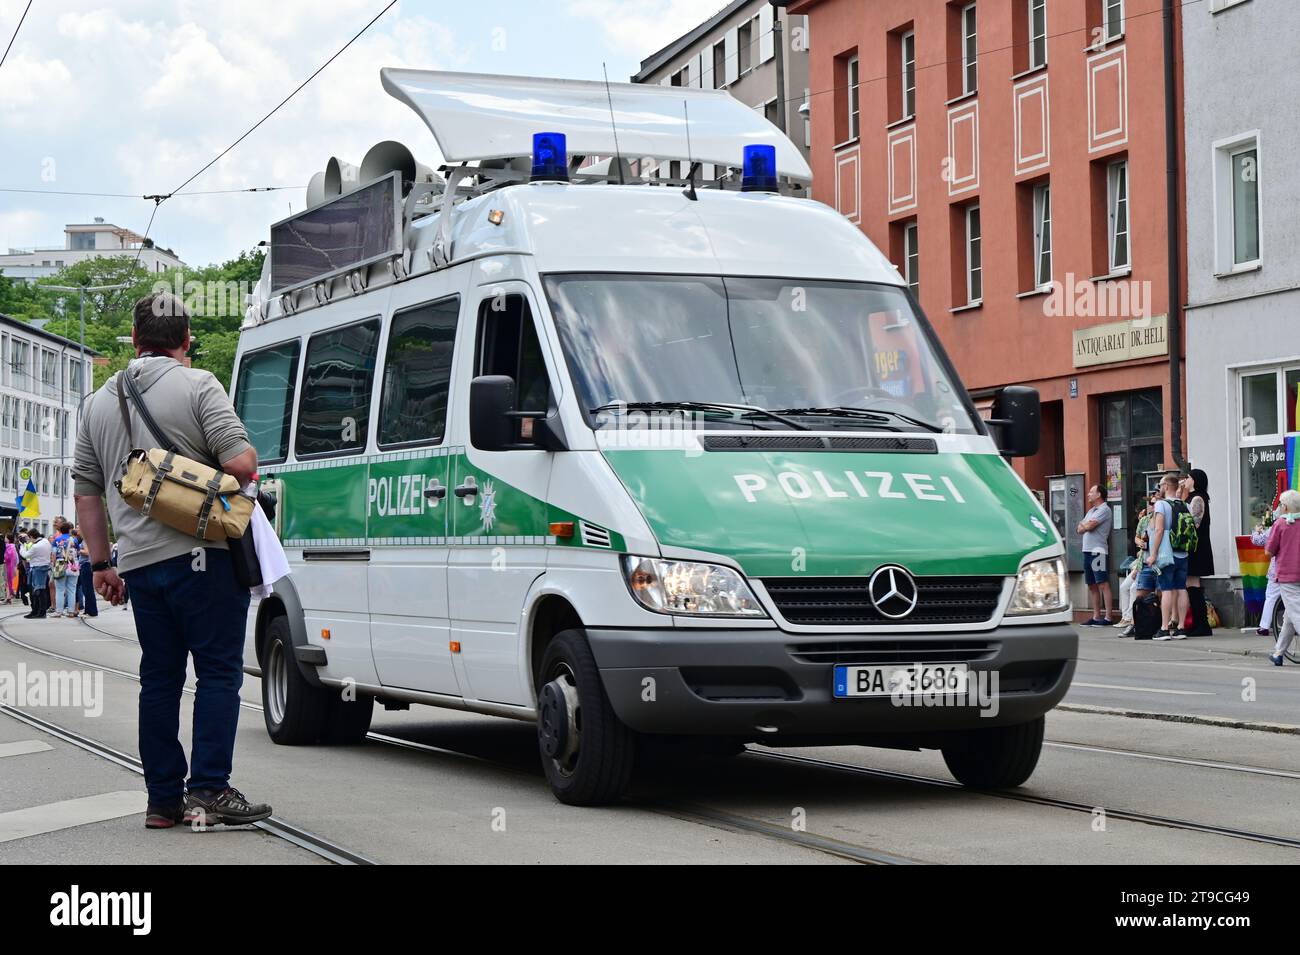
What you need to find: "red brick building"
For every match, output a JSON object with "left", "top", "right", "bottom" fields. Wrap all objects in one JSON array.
[{"left": 789, "top": 0, "right": 1185, "bottom": 561}]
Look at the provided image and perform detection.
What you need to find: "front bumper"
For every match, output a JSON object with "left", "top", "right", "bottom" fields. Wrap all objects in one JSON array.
[{"left": 587, "top": 623, "right": 1077, "bottom": 742}]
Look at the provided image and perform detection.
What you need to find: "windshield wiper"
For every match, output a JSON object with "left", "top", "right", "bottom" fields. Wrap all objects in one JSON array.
[
  {"left": 771, "top": 406, "right": 946, "bottom": 433},
  {"left": 588, "top": 400, "right": 810, "bottom": 431}
]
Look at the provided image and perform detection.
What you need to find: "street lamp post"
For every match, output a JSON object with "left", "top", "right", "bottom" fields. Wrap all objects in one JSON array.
[{"left": 770, "top": 0, "right": 791, "bottom": 136}]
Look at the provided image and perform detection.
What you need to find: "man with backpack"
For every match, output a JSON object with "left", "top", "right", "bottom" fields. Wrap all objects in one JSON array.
[{"left": 1145, "top": 473, "right": 1196, "bottom": 640}]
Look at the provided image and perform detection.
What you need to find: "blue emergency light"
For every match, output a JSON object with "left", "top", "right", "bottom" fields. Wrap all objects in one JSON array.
[
  {"left": 531, "top": 132, "right": 569, "bottom": 182},
  {"left": 741, "top": 144, "right": 778, "bottom": 193}
]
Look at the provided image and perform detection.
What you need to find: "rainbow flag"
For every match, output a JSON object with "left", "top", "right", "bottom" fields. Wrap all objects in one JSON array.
[
  {"left": 1287, "top": 435, "right": 1300, "bottom": 492},
  {"left": 1236, "top": 535, "right": 1269, "bottom": 624}
]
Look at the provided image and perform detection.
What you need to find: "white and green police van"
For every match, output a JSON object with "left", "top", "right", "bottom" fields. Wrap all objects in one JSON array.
[{"left": 232, "top": 70, "right": 1075, "bottom": 805}]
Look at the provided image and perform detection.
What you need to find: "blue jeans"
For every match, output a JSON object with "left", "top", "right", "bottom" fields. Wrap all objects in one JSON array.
[
  {"left": 55, "top": 573, "right": 78, "bottom": 613},
  {"left": 77, "top": 559, "right": 97, "bottom": 615},
  {"left": 123, "top": 549, "right": 250, "bottom": 806}
]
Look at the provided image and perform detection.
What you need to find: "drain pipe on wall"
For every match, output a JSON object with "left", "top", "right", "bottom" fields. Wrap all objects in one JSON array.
[{"left": 1164, "top": 0, "right": 1190, "bottom": 472}]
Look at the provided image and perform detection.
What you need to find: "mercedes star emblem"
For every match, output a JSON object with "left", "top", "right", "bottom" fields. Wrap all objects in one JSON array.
[{"left": 868, "top": 565, "right": 919, "bottom": 619}]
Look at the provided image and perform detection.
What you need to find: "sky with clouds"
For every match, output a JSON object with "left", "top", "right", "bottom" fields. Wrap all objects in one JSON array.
[{"left": 0, "top": 0, "right": 726, "bottom": 268}]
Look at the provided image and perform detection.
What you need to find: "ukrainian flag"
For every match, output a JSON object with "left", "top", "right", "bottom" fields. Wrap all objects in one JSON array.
[{"left": 16, "top": 468, "right": 39, "bottom": 519}]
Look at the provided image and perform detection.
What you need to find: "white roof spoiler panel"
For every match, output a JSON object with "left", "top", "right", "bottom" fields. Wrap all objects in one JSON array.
[{"left": 380, "top": 68, "right": 813, "bottom": 183}]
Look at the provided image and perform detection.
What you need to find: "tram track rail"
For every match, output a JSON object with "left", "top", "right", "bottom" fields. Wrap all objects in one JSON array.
[{"left": 4, "top": 610, "right": 1297, "bottom": 861}]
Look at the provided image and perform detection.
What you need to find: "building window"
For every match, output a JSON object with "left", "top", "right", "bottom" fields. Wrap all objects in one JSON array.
[
  {"left": 671, "top": 63, "right": 689, "bottom": 87},
  {"left": 904, "top": 221, "right": 920, "bottom": 296},
  {"left": 1231, "top": 144, "right": 1260, "bottom": 266},
  {"left": 1033, "top": 182, "right": 1053, "bottom": 288},
  {"left": 966, "top": 205, "right": 983, "bottom": 304},
  {"left": 1105, "top": 0, "right": 1124, "bottom": 39},
  {"left": 847, "top": 55, "right": 860, "bottom": 140},
  {"left": 1238, "top": 365, "right": 1300, "bottom": 535},
  {"left": 803, "top": 88, "right": 812, "bottom": 147},
  {"left": 763, "top": 98, "right": 778, "bottom": 125},
  {"left": 962, "top": 4, "right": 978, "bottom": 94},
  {"left": 1107, "top": 159, "right": 1130, "bottom": 272},
  {"left": 1213, "top": 133, "right": 1261, "bottom": 272},
  {"left": 738, "top": 18, "right": 753, "bottom": 74},
  {"left": 901, "top": 30, "right": 916, "bottom": 119},
  {"left": 1028, "top": 0, "right": 1047, "bottom": 69},
  {"left": 713, "top": 40, "right": 726, "bottom": 88}
]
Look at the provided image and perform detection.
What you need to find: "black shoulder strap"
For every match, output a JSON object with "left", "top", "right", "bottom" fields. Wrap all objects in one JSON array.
[{"left": 121, "top": 367, "right": 179, "bottom": 454}]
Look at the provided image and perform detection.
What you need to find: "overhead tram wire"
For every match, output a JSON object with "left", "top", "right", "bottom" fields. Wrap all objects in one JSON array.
[
  {"left": 0, "top": 0, "right": 32, "bottom": 71},
  {"left": 0, "top": 185, "right": 303, "bottom": 198},
  {"left": 122, "top": 0, "right": 399, "bottom": 272}
]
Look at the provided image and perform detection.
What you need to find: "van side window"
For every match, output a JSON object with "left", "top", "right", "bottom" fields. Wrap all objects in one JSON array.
[
  {"left": 476, "top": 294, "right": 550, "bottom": 412},
  {"left": 233, "top": 341, "right": 300, "bottom": 464},
  {"left": 295, "top": 317, "right": 381, "bottom": 457},
  {"left": 378, "top": 296, "right": 459, "bottom": 447}
]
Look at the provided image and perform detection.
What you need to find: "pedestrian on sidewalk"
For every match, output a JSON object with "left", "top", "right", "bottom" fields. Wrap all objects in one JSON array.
[
  {"left": 19, "top": 529, "right": 51, "bottom": 619},
  {"left": 74, "top": 291, "right": 272, "bottom": 831},
  {"left": 3, "top": 533, "right": 17, "bottom": 605},
  {"left": 1183, "top": 469, "right": 1215, "bottom": 636},
  {"left": 1251, "top": 508, "right": 1283, "bottom": 636},
  {"left": 1265, "top": 489, "right": 1300, "bottom": 666},
  {"left": 51, "top": 520, "right": 80, "bottom": 618},
  {"left": 75, "top": 532, "right": 98, "bottom": 617},
  {"left": 1146, "top": 473, "right": 1191, "bottom": 640},
  {"left": 1078, "top": 484, "right": 1114, "bottom": 626},
  {"left": 1117, "top": 496, "right": 1156, "bottom": 634}
]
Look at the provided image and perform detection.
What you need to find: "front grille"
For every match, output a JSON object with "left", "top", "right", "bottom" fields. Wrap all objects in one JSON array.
[
  {"left": 702, "top": 434, "right": 937, "bottom": 453},
  {"left": 789, "top": 640, "right": 999, "bottom": 665},
  {"left": 762, "top": 575, "right": 1005, "bottom": 626}
]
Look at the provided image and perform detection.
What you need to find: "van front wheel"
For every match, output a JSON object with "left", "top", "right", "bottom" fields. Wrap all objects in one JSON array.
[
  {"left": 537, "top": 630, "right": 635, "bottom": 806},
  {"left": 940, "top": 715, "right": 1045, "bottom": 789},
  {"left": 262, "top": 615, "right": 330, "bottom": 745}
]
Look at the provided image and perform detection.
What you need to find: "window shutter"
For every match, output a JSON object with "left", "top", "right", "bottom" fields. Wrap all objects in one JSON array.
[
  {"left": 724, "top": 27, "right": 739, "bottom": 85},
  {"left": 759, "top": 6, "right": 775, "bottom": 63}
]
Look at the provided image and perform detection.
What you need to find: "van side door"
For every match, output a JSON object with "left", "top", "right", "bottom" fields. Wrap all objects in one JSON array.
[
  {"left": 366, "top": 280, "right": 465, "bottom": 697},
  {"left": 448, "top": 283, "right": 557, "bottom": 706}
]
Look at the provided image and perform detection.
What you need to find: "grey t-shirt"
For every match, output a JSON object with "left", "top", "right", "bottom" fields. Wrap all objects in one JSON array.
[
  {"left": 1081, "top": 503, "right": 1112, "bottom": 554},
  {"left": 73, "top": 356, "right": 252, "bottom": 575}
]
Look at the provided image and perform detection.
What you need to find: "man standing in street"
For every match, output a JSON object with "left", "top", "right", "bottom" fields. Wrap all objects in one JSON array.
[
  {"left": 19, "top": 529, "right": 51, "bottom": 619},
  {"left": 1077, "top": 483, "right": 1114, "bottom": 626},
  {"left": 74, "top": 291, "right": 273, "bottom": 831}
]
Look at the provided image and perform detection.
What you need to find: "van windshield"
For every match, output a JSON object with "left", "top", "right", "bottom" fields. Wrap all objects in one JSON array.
[{"left": 542, "top": 274, "right": 980, "bottom": 434}]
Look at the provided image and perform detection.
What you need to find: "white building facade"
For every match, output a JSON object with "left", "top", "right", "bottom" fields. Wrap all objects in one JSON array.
[
  {"left": 0, "top": 218, "right": 184, "bottom": 282},
  {"left": 1183, "top": 0, "right": 1300, "bottom": 617},
  {"left": 631, "top": 0, "right": 811, "bottom": 185},
  {"left": 0, "top": 315, "right": 98, "bottom": 535}
]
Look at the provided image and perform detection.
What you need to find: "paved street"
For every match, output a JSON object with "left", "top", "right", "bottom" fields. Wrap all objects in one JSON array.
[{"left": 2, "top": 606, "right": 1296, "bottom": 865}]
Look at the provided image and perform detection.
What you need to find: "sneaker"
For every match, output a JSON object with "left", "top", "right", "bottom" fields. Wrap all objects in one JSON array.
[
  {"left": 1154, "top": 630, "right": 1172, "bottom": 641},
  {"left": 1118, "top": 626, "right": 1135, "bottom": 638},
  {"left": 1269, "top": 654, "right": 1284, "bottom": 666},
  {"left": 1080, "top": 618, "right": 1102, "bottom": 627},
  {"left": 1171, "top": 630, "right": 1187, "bottom": 640},
  {"left": 1114, "top": 618, "right": 1133, "bottom": 629},
  {"left": 48, "top": 611, "right": 62, "bottom": 618},
  {"left": 1257, "top": 628, "right": 1271, "bottom": 636},
  {"left": 183, "top": 787, "right": 272, "bottom": 827},
  {"left": 145, "top": 804, "right": 185, "bottom": 829}
]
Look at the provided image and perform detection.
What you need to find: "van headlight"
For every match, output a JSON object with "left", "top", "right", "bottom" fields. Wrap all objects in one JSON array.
[
  {"left": 622, "top": 556, "right": 767, "bottom": 617},
  {"left": 1006, "top": 557, "right": 1070, "bottom": 615}
]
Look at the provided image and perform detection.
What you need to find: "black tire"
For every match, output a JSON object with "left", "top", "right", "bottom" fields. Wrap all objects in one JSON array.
[
  {"left": 322, "top": 691, "right": 375, "bottom": 744},
  {"left": 940, "top": 715, "right": 1045, "bottom": 789},
  {"left": 537, "top": 629, "right": 636, "bottom": 806},
  {"left": 261, "top": 615, "right": 330, "bottom": 745}
]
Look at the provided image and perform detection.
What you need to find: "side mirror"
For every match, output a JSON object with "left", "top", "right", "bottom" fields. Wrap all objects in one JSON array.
[
  {"left": 469, "top": 375, "right": 517, "bottom": 451},
  {"left": 469, "top": 375, "right": 569, "bottom": 452},
  {"left": 988, "top": 385, "right": 1041, "bottom": 457}
]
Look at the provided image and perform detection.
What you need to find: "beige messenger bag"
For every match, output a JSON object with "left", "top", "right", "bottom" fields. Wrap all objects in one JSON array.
[{"left": 112, "top": 369, "right": 254, "bottom": 541}]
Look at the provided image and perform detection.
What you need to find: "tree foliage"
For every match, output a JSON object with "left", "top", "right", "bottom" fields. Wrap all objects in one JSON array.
[{"left": 1, "top": 248, "right": 265, "bottom": 392}]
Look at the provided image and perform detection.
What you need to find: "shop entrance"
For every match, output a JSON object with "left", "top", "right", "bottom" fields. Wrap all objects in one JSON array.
[{"left": 1100, "top": 389, "right": 1164, "bottom": 559}]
